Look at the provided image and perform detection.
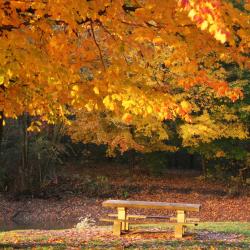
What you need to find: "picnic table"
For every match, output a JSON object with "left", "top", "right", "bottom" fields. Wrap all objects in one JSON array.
[{"left": 101, "top": 199, "right": 201, "bottom": 238}]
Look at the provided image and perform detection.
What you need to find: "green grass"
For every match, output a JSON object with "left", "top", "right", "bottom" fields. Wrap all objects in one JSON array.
[
  {"left": 130, "top": 221, "right": 250, "bottom": 237},
  {"left": 196, "top": 222, "right": 250, "bottom": 236}
]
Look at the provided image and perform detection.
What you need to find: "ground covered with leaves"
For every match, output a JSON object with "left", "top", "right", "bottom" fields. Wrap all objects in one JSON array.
[
  {"left": 1, "top": 164, "right": 249, "bottom": 228},
  {"left": 0, "top": 163, "right": 249, "bottom": 249}
]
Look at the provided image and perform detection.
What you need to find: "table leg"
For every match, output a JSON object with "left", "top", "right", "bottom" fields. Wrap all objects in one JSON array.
[
  {"left": 175, "top": 210, "right": 186, "bottom": 238},
  {"left": 113, "top": 220, "right": 121, "bottom": 236},
  {"left": 117, "top": 207, "right": 128, "bottom": 231}
]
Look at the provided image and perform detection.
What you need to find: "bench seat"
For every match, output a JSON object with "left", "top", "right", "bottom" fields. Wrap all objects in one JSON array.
[{"left": 107, "top": 213, "right": 200, "bottom": 222}]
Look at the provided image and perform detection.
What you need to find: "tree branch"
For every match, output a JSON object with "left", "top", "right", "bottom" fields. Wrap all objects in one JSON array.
[{"left": 90, "top": 21, "right": 106, "bottom": 71}]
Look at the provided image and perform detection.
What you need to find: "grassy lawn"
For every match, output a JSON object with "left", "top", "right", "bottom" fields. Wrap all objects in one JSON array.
[
  {"left": 131, "top": 221, "right": 250, "bottom": 236},
  {"left": 195, "top": 222, "right": 250, "bottom": 236},
  {"left": 0, "top": 222, "right": 249, "bottom": 249}
]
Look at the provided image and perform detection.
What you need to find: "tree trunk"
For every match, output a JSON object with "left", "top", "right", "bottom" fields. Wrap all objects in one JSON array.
[
  {"left": 0, "top": 111, "right": 4, "bottom": 159},
  {"left": 189, "top": 154, "right": 194, "bottom": 169},
  {"left": 0, "top": 84, "right": 6, "bottom": 161},
  {"left": 18, "top": 113, "right": 29, "bottom": 191},
  {"left": 201, "top": 156, "right": 207, "bottom": 179},
  {"left": 174, "top": 152, "right": 178, "bottom": 169},
  {"left": 22, "top": 114, "right": 29, "bottom": 173},
  {"left": 129, "top": 150, "right": 136, "bottom": 169}
]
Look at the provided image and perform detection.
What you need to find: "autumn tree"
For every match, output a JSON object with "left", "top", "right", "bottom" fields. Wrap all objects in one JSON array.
[
  {"left": 184, "top": 65, "right": 250, "bottom": 181},
  {"left": 0, "top": 0, "right": 249, "bottom": 156}
]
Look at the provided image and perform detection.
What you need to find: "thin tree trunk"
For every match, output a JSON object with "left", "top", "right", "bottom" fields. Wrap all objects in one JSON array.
[
  {"left": 189, "top": 154, "right": 194, "bottom": 169},
  {"left": 19, "top": 113, "right": 29, "bottom": 191},
  {"left": 0, "top": 111, "right": 4, "bottom": 158},
  {"left": 0, "top": 84, "right": 5, "bottom": 158},
  {"left": 129, "top": 150, "right": 135, "bottom": 169},
  {"left": 174, "top": 152, "right": 178, "bottom": 169},
  {"left": 22, "top": 114, "right": 28, "bottom": 172},
  {"left": 201, "top": 156, "right": 206, "bottom": 179}
]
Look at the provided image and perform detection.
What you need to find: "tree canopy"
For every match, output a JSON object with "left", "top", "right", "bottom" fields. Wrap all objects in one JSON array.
[{"left": 0, "top": 0, "right": 249, "bottom": 154}]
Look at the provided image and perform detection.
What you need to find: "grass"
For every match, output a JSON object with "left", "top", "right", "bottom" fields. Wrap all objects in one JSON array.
[
  {"left": 196, "top": 222, "right": 250, "bottom": 236},
  {"left": 131, "top": 221, "right": 250, "bottom": 237},
  {"left": 0, "top": 222, "right": 249, "bottom": 249}
]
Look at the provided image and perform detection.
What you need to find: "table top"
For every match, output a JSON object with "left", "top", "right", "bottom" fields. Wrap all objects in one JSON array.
[{"left": 102, "top": 200, "right": 201, "bottom": 212}]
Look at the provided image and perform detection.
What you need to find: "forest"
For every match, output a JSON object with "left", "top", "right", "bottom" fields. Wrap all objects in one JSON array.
[{"left": 0, "top": 0, "right": 249, "bottom": 249}]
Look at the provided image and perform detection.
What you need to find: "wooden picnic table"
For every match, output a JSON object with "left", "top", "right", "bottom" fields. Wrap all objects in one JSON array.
[{"left": 101, "top": 199, "right": 201, "bottom": 238}]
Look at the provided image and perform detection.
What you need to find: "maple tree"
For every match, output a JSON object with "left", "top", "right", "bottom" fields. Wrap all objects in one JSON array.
[
  {"left": 0, "top": 0, "right": 249, "bottom": 154},
  {"left": 185, "top": 65, "right": 250, "bottom": 164}
]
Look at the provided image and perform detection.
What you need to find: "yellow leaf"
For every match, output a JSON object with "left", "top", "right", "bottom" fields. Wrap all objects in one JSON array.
[
  {"left": 180, "top": 101, "right": 191, "bottom": 112},
  {"left": 0, "top": 75, "right": 4, "bottom": 85},
  {"left": 153, "top": 37, "right": 164, "bottom": 45},
  {"left": 208, "top": 23, "right": 217, "bottom": 34},
  {"left": 188, "top": 9, "right": 196, "bottom": 20},
  {"left": 207, "top": 14, "right": 213, "bottom": 24},
  {"left": 103, "top": 96, "right": 115, "bottom": 110},
  {"left": 214, "top": 31, "right": 226, "bottom": 43},
  {"left": 147, "top": 105, "right": 153, "bottom": 114},
  {"left": 220, "top": 53, "right": 225, "bottom": 59},
  {"left": 85, "top": 103, "right": 93, "bottom": 111},
  {"left": 112, "top": 94, "right": 121, "bottom": 101},
  {"left": 215, "top": 151, "right": 225, "bottom": 157},
  {"left": 103, "top": 96, "right": 110, "bottom": 107},
  {"left": 7, "top": 69, "right": 13, "bottom": 78},
  {"left": 36, "top": 121, "right": 42, "bottom": 126},
  {"left": 72, "top": 85, "right": 79, "bottom": 91},
  {"left": 27, "top": 124, "right": 40, "bottom": 132},
  {"left": 200, "top": 20, "right": 208, "bottom": 31},
  {"left": 122, "top": 100, "right": 135, "bottom": 110},
  {"left": 93, "top": 86, "right": 99, "bottom": 95}
]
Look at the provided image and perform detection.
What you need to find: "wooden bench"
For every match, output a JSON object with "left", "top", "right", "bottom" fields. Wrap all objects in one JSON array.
[{"left": 101, "top": 199, "right": 201, "bottom": 238}]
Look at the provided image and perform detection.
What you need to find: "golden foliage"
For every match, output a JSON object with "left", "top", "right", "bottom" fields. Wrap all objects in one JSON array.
[
  {"left": 0, "top": 0, "right": 249, "bottom": 152},
  {"left": 179, "top": 111, "right": 248, "bottom": 147}
]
